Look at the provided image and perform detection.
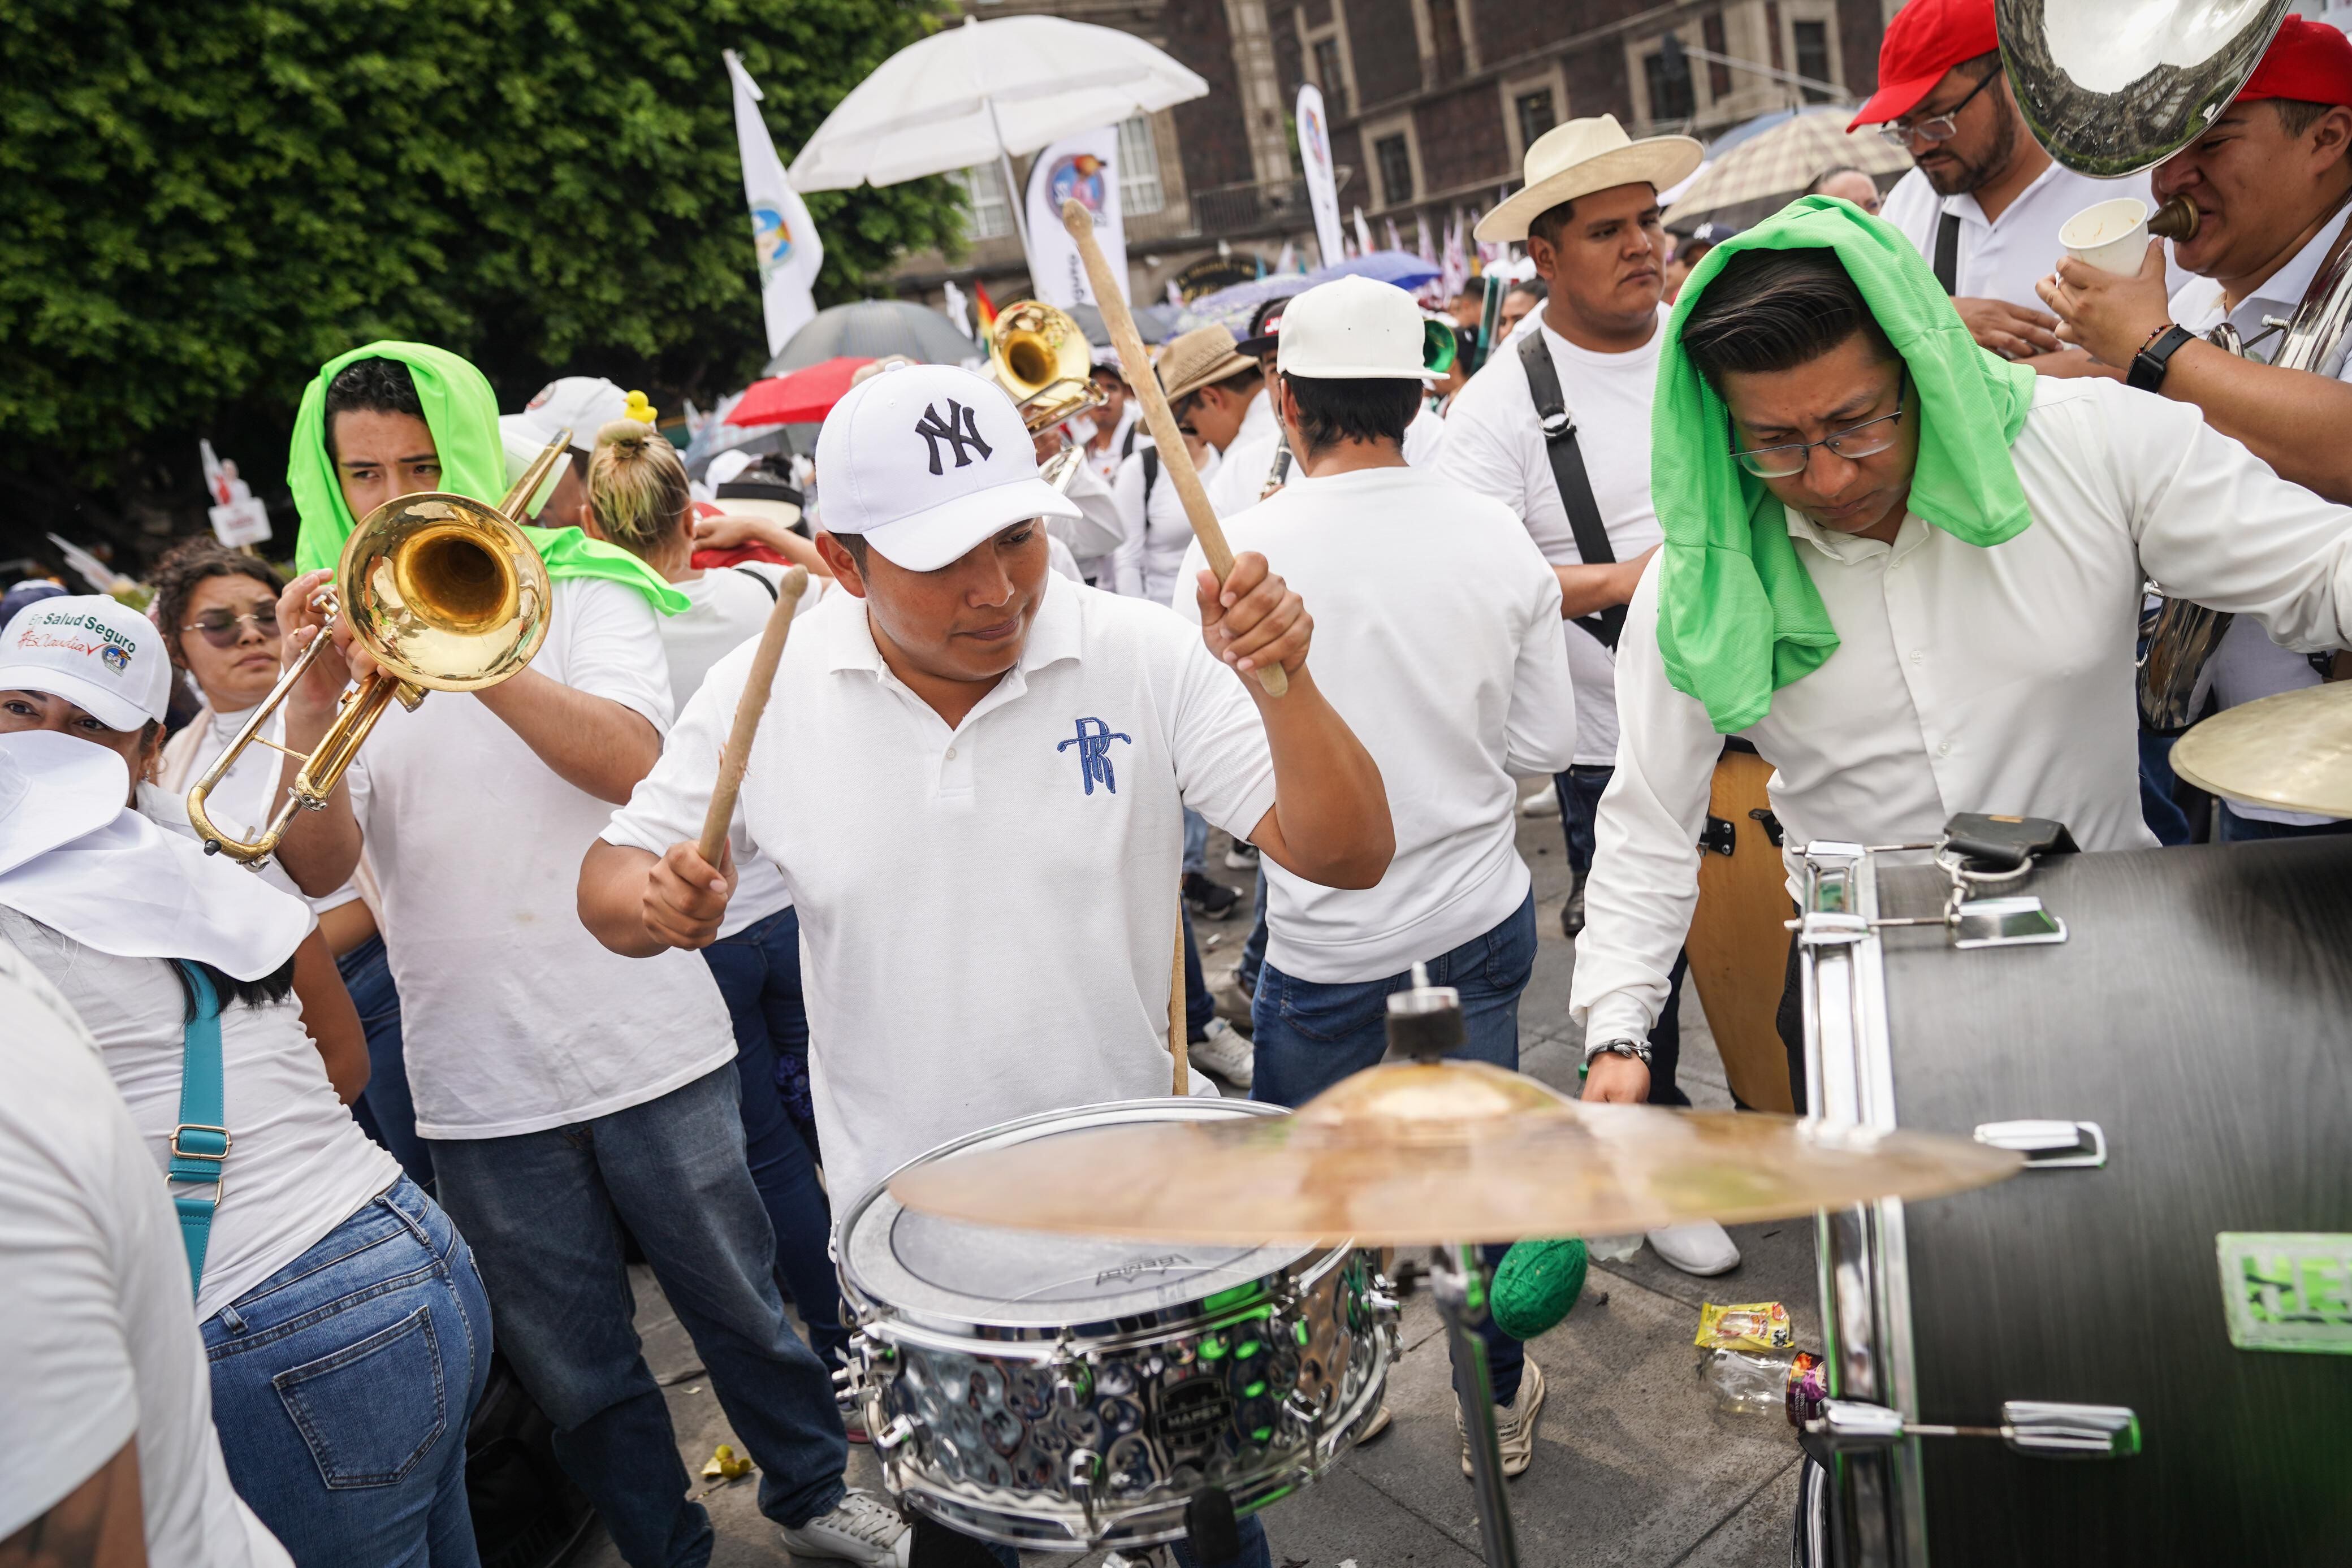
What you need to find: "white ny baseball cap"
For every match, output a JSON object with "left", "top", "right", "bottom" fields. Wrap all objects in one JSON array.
[
  {"left": 0, "top": 594, "right": 174, "bottom": 731},
  {"left": 1276, "top": 276, "right": 1429, "bottom": 380},
  {"left": 500, "top": 376, "right": 631, "bottom": 476},
  {"left": 814, "top": 363, "right": 1079, "bottom": 571}
]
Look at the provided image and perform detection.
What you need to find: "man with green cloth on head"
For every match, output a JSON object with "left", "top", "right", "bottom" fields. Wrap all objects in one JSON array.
[
  {"left": 1568, "top": 200, "right": 2352, "bottom": 1114},
  {"left": 269, "top": 343, "right": 912, "bottom": 1567}
]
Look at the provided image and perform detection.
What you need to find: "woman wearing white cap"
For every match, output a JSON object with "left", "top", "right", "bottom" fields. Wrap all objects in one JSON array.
[
  {"left": 583, "top": 362, "right": 1395, "bottom": 1568},
  {"left": 0, "top": 595, "right": 493, "bottom": 1567}
]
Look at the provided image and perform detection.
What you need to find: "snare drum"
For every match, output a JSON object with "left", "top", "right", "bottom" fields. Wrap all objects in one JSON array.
[
  {"left": 837, "top": 1098, "right": 1396, "bottom": 1552},
  {"left": 1797, "top": 836, "right": 2352, "bottom": 1566}
]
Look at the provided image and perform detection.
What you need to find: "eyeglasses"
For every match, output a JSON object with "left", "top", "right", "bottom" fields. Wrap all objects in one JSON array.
[
  {"left": 182, "top": 607, "right": 280, "bottom": 646},
  {"left": 1730, "top": 376, "right": 1907, "bottom": 479},
  {"left": 1877, "top": 69, "right": 1997, "bottom": 149}
]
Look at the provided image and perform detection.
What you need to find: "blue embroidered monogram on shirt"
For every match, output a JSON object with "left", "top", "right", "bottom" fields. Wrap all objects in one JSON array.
[{"left": 1057, "top": 717, "right": 1133, "bottom": 795}]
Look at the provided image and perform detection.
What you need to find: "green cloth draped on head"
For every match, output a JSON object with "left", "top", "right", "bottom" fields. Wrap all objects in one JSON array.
[
  {"left": 1650, "top": 196, "right": 2040, "bottom": 733},
  {"left": 288, "top": 341, "right": 686, "bottom": 613}
]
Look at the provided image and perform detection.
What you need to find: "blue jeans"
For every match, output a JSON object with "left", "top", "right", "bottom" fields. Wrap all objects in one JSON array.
[
  {"left": 698, "top": 906, "right": 849, "bottom": 1367},
  {"left": 1235, "top": 869, "right": 1271, "bottom": 998},
  {"left": 1182, "top": 906, "right": 1214, "bottom": 1041},
  {"left": 2137, "top": 731, "right": 2196, "bottom": 846},
  {"left": 340, "top": 934, "right": 434, "bottom": 1190},
  {"left": 430, "top": 1066, "right": 848, "bottom": 1567},
  {"left": 202, "top": 1175, "right": 490, "bottom": 1568},
  {"left": 1249, "top": 893, "right": 1536, "bottom": 1405},
  {"left": 965, "top": 1514, "right": 1272, "bottom": 1568},
  {"left": 1183, "top": 806, "right": 1210, "bottom": 876},
  {"left": 1558, "top": 765, "right": 1690, "bottom": 1106}
]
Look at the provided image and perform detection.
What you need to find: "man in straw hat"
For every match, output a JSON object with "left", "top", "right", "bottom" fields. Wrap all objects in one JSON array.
[
  {"left": 1438, "top": 115, "right": 1744, "bottom": 1280},
  {"left": 1573, "top": 198, "right": 2352, "bottom": 1117},
  {"left": 1167, "top": 322, "right": 1284, "bottom": 523}
]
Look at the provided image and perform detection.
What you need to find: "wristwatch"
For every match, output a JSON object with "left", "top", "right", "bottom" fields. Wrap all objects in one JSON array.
[
  {"left": 2128, "top": 324, "right": 2197, "bottom": 393},
  {"left": 1581, "top": 1036, "right": 1653, "bottom": 1067}
]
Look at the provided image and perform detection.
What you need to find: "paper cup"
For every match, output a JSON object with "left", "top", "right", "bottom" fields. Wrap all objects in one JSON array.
[{"left": 2061, "top": 197, "right": 2152, "bottom": 275}]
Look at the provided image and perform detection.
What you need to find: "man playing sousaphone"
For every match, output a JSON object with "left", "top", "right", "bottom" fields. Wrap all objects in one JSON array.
[
  {"left": 1571, "top": 200, "right": 2352, "bottom": 1114},
  {"left": 2038, "top": 17, "right": 2352, "bottom": 841}
]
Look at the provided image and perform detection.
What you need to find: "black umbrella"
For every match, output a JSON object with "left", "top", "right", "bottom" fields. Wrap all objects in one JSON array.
[{"left": 764, "top": 301, "right": 979, "bottom": 375}]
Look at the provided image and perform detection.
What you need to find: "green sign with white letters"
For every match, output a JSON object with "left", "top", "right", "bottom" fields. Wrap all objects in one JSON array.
[{"left": 2217, "top": 1233, "right": 2352, "bottom": 1354}]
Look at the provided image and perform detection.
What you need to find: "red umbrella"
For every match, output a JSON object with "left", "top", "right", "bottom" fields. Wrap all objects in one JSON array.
[{"left": 726, "top": 356, "right": 876, "bottom": 427}]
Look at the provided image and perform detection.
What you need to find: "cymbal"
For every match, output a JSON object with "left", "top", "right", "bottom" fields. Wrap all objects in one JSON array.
[
  {"left": 2169, "top": 682, "right": 2352, "bottom": 818},
  {"left": 887, "top": 1061, "right": 2023, "bottom": 1245}
]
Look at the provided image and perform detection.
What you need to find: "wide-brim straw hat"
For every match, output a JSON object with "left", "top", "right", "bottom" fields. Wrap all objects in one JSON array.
[
  {"left": 1475, "top": 115, "right": 1705, "bottom": 243},
  {"left": 1157, "top": 324, "right": 1261, "bottom": 404}
]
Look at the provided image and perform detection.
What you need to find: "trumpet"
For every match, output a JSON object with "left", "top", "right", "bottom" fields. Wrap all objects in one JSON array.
[
  {"left": 187, "top": 436, "right": 563, "bottom": 863},
  {"left": 988, "top": 300, "right": 1105, "bottom": 491}
]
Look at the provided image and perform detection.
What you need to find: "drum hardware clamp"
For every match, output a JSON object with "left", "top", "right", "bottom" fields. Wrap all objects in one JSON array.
[
  {"left": 1973, "top": 1119, "right": 2108, "bottom": 1171},
  {"left": 1798, "top": 1396, "right": 2141, "bottom": 1464},
  {"left": 1698, "top": 808, "right": 1785, "bottom": 855},
  {"left": 1789, "top": 838, "right": 2068, "bottom": 951}
]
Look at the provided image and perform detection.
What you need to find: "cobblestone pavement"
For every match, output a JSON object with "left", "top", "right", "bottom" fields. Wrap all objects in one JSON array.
[{"left": 578, "top": 784, "right": 1813, "bottom": 1567}]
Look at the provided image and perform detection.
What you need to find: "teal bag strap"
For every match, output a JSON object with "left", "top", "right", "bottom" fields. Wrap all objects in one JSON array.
[{"left": 166, "top": 963, "right": 230, "bottom": 1300}]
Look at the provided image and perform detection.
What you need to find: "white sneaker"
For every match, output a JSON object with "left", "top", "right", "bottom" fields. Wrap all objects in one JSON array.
[
  {"left": 1518, "top": 783, "right": 1562, "bottom": 818},
  {"left": 1646, "top": 1219, "right": 1741, "bottom": 1276},
  {"left": 1223, "top": 841, "right": 1261, "bottom": 869},
  {"left": 1188, "top": 1017, "right": 1255, "bottom": 1088},
  {"left": 1455, "top": 1357, "right": 1546, "bottom": 1478},
  {"left": 1207, "top": 963, "right": 1255, "bottom": 1029},
  {"left": 779, "top": 1488, "right": 910, "bottom": 1566}
]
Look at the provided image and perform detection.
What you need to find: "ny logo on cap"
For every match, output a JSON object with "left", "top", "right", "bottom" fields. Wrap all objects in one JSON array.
[{"left": 913, "top": 399, "right": 993, "bottom": 476}]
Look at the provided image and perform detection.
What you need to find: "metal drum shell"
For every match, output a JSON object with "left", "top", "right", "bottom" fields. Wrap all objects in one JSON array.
[
  {"left": 1808, "top": 838, "right": 2352, "bottom": 1566},
  {"left": 837, "top": 1099, "right": 1396, "bottom": 1552}
]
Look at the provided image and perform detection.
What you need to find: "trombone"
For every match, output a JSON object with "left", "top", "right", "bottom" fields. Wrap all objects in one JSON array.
[
  {"left": 188, "top": 435, "right": 564, "bottom": 863},
  {"left": 988, "top": 300, "right": 1105, "bottom": 490}
]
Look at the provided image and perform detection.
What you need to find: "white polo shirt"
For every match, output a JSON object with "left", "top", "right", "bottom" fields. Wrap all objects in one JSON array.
[
  {"left": 1878, "top": 159, "right": 2185, "bottom": 311},
  {"left": 603, "top": 576, "right": 1279, "bottom": 1210},
  {"left": 346, "top": 576, "right": 735, "bottom": 1139},
  {"left": 2169, "top": 202, "right": 2352, "bottom": 826}
]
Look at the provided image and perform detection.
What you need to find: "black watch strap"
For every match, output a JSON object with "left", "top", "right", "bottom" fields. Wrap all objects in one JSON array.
[{"left": 2128, "top": 324, "right": 2197, "bottom": 392}]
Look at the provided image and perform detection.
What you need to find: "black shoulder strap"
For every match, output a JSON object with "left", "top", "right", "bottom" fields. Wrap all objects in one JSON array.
[
  {"left": 1142, "top": 445, "right": 1160, "bottom": 506},
  {"left": 1517, "top": 331, "right": 1625, "bottom": 652},
  {"left": 1932, "top": 210, "right": 1961, "bottom": 295},
  {"left": 1121, "top": 421, "right": 1140, "bottom": 458},
  {"left": 734, "top": 565, "right": 779, "bottom": 601}
]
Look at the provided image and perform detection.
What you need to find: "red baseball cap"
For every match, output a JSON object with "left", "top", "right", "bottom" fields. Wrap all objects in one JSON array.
[
  {"left": 2236, "top": 17, "right": 2352, "bottom": 108},
  {"left": 1848, "top": 0, "right": 1999, "bottom": 131}
]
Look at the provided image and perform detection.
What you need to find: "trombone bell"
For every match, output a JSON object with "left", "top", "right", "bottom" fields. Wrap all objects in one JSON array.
[{"left": 989, "top": 300, "right": 1106, "bottom": 434}]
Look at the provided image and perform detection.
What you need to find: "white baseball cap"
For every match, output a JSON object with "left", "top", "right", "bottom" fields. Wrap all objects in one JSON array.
[
  {"left": 500, "top": 375, "right": 631, "bottom": 478},
  {"left": 814, "top": 363, "right": 1079, "bottom": 571},
  {"left": 0, "top": 594, "right": 174, "bottom": 731},
  {"left": 1275, "top": 276, "right": 1428, "bottom": 380}
]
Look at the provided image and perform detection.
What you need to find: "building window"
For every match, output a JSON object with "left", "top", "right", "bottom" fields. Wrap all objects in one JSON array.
[
  {"left": 1118, "top": 116, "right": 1165, "bottom": 215},
  {"left": 951, "top": 162, "right": 1012, "bottom": 241},
  {"left": 1375, "top": 133, "right": 1413, "bottom": 207},
  {"left": 1702, "top": 11, "right": 1732, "bottom": 98},
  {"left": 1427, "top": 0, "right": 1465, "bottom": 83},
  {"left": 1792, "top": 20, "right": 1833, "bottom": 102},
  {"left": 1515, "top": 88, "right": 1555, "bottom": 151},
  {"left": 1644, "top": 49, "right": 1695, "bottom": 123},
  {"left": 1313, "top": 37, "right": 1347, "bottom": 117}
]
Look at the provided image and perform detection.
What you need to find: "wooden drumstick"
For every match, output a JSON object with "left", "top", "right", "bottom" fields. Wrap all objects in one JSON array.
[
  {"left": 1060, "top": 198, "right": 1289, "bottom": 699},
  {"left": 697, "top": 566, "right": 810, "bottom": 866}
]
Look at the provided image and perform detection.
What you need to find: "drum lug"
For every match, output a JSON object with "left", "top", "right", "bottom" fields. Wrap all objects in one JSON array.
[
  {"left": 1699, "top": 815, "right": 1737, "bottom": 857},
  {"left": 1973, "top": 1119, "right": 2107, "bottom": 1170},
  {"left": 1066, "top": 1447, "right": 1101, "bottom": 1536},
  {"left": 871, "top": 1414, "right": 919, "bottom": 1453},
  {"left": 1800, "top": 1397, "right": 2139, "bottom": 1463}
]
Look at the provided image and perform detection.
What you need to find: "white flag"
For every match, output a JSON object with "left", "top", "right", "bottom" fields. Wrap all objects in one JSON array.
[
  {"left": 1274, "top": 240, "right": 1296, "bottom": 274},
  {"left": 941, "top": 280, "right": 974, "bottom": 341},
  {"left": 725, "top": 50, "right": 824, "bottom": 357},
  {"left": 1023, "top": 127, "right": 1127, "bottom": 309},
  {"left": 1353, "top": 206, "right": 1374, "bottom": 257},
  {"left": 1295, "top": 85, "right": 1346, "bottom": 270}
]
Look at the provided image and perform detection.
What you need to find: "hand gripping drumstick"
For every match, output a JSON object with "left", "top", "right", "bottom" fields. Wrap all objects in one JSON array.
[
  {"left": 697, "top": 566, "right": 811, "bottom": 865},
  {"left": 1061, "top": 198, "right": 1288, "bottom": 698}
]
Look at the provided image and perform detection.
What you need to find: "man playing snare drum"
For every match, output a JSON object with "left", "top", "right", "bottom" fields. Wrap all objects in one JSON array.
[
  {"left": 580, "top": 361, "right": 1393, "bottom": 1568},
  {"left": 1572, "top": 200, "right": 2352, "bottom": 1114}
]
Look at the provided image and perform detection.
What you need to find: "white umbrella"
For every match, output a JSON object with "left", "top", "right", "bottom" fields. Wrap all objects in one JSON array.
[{"left": 789, "top": 15, "right": 1208, "bottom": 248}]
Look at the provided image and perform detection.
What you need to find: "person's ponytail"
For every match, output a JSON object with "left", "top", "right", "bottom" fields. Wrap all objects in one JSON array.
[{"left": 586, "top": 418, "right": 691, "bottom": 557}]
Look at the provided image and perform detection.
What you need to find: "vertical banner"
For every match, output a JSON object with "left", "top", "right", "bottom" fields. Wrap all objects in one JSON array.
[
  {"left": 1024, "top": 127, "right": 1127, "bottom": 308},
  {"left": 1296, "top": 84, "right": 1346, "bottom": 270},
  {"left": 725, "top": 50, "right": 825, "bottom": 356}
]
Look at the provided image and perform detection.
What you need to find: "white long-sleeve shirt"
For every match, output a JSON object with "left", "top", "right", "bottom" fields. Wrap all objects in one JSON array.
[
  {"left": 1175, "top": 464, "right": 1575, "bottom": 980},
  {"left": 1112, "top": 438, "right": 1221, "bottom": 605},
  {"left": 1571, "top": 375, "right": 2352, "bottom": 1047}
]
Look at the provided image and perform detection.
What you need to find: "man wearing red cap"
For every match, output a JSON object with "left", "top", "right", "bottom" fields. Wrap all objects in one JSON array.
[
  {"left": 2040, "top": 15, "right": 2352, "bottom": 842},
  {"left": 1856, "top": 0, "right": 2173, "bottom": 361}
]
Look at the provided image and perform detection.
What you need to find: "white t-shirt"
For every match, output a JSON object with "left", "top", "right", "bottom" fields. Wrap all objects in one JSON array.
[
  {"left": 602, "top": 577, "right": 1279, "bottom": 1210},
  {"left": 0, "top": 909, "right": 400, "bottom": 1322},
  {"left": 345, "top": 576, "right": 734, "bottom": 1138},
  {"left": 1438, "top": 310, "right": 1667, "bottom": 764},
  {"left": 1175, "top": 465, "right": 1575, "bottom": 980},
  {"left": 1080, "top": 402, "right": 1142, "bottom": 485},
  {"left": 650, "top": 565, "right": 797, "bottom": 938},
  {"left": 159, "top": 707, "right": 362, "bottom": 917},
  {"left": 1402, "top": 403, "right": 1448, "bottom": 467},
  {"left": 1201, "top": 385, "right": 1285, "bottom": 522},
  {"left": 2170, "top": 203, "right": 2352, "bottom": 825},
  {"left": 1878, "top": 160, "right": 2186, "bottom": 312},
  {"left": 0, "top": 942, "right": 293, "bottom": 1567},
  {"left": 1112, "top": 438, "right": 1222, "bottom": 605},
  {"left": 1052, "top": 460, "right": 1131, "bottom": 586}
]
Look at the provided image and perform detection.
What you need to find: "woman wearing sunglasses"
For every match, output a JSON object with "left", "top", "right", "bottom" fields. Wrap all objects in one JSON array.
[{"left": 150, "top": 540, "right": 433, "bottom": 1189}]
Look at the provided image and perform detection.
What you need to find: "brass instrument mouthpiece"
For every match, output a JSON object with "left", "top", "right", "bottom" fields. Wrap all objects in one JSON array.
[{"left": 2148, "top": 195, "right": 2200, "bottom": 242}]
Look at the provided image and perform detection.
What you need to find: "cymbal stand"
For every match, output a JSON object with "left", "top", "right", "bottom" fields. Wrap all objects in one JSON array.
[{"left": 1430, "top": 1243, "right": 1522, "bottom": 1568}]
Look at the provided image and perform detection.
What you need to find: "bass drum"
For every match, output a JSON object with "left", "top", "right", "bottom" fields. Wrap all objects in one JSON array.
[{"left": 1798, "top": 836, "right": 2352, "bottom": 1567}]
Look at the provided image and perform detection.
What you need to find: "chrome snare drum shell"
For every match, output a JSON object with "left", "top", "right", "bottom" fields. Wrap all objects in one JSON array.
[{"left": 837, "top": 1098, "right": 1397, "bottom": 1552}]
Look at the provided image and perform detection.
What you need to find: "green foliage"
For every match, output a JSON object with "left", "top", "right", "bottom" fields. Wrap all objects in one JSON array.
[{"left": 0, "top": 0, "right": 967, "bottom": 545}]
